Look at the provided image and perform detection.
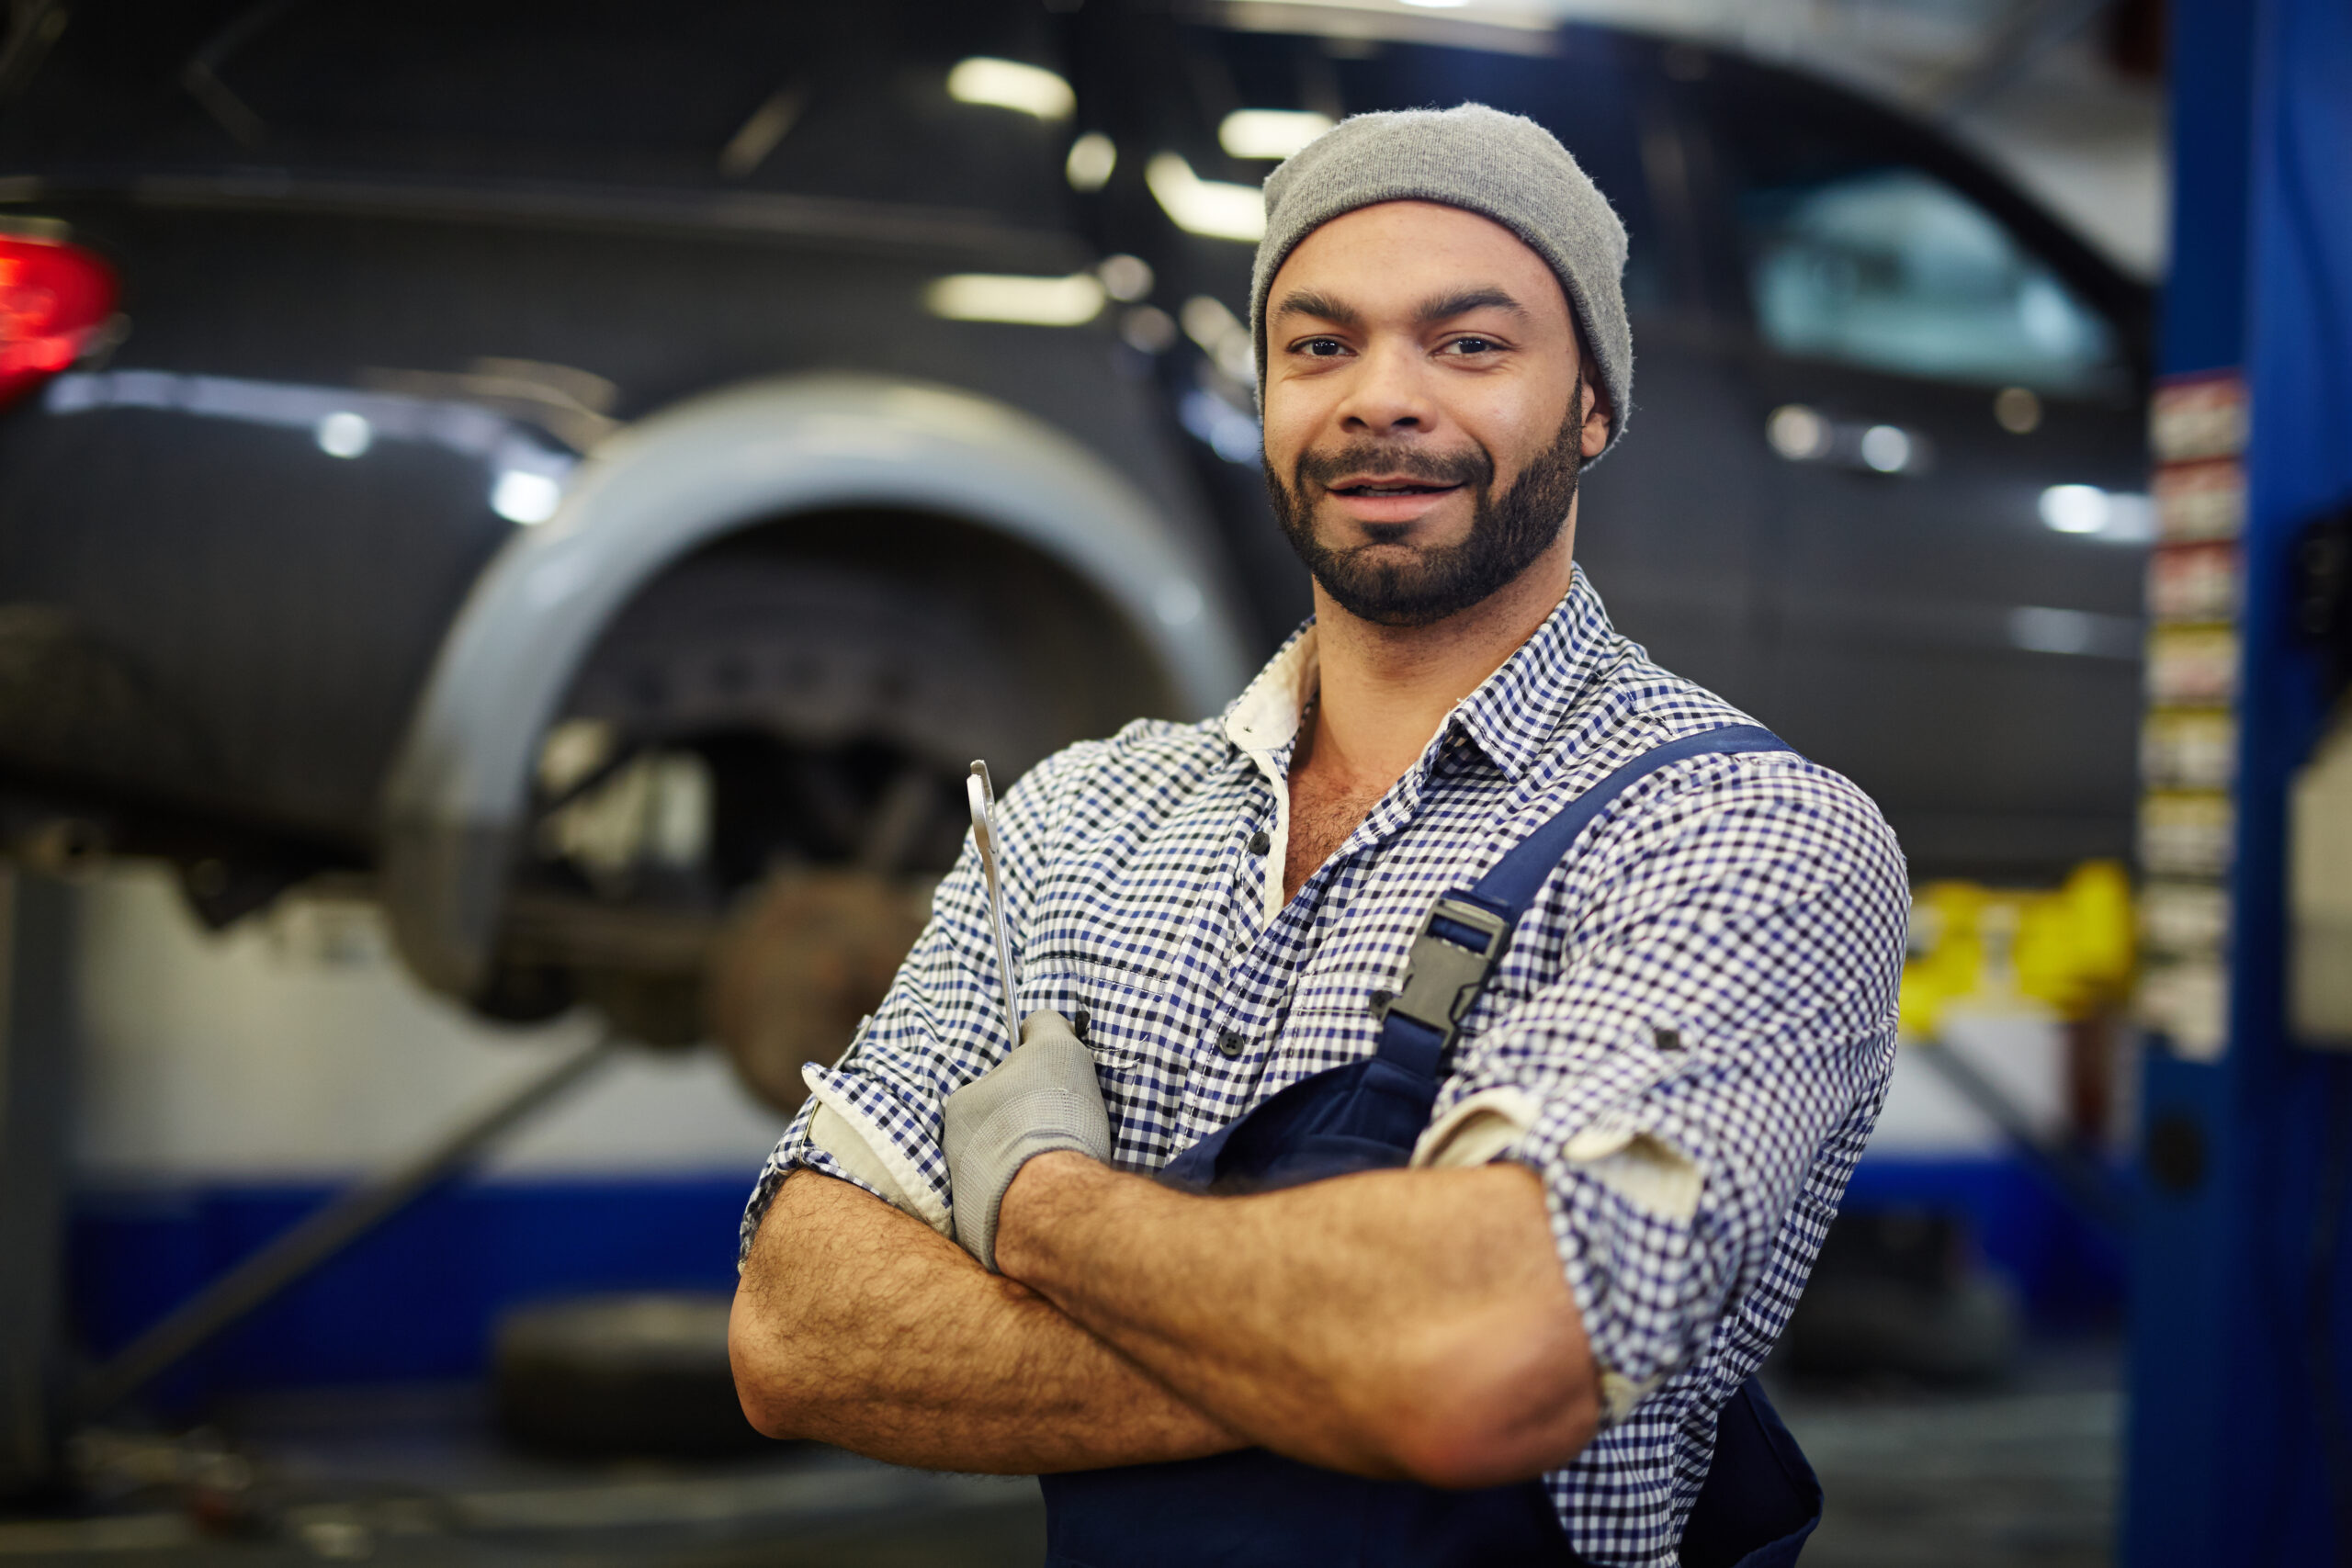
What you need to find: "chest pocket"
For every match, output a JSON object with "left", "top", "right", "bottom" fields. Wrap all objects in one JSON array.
[
  {"left": 1276, "top": 957, "right": 1388, "bottom": 1075},
  {"left": 1021, "top": 959, "right": 1205, "bottom": 1171}
]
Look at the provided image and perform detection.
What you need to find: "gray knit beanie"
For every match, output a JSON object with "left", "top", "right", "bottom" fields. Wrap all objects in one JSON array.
[{"left": 1250, "top": 103, "right": 1633, "bottom": 457}]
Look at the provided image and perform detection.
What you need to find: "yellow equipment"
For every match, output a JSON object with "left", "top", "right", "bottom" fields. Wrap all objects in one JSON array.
[{"left": 1899, "top": 861, "right": 2137, "bottom": 1041}]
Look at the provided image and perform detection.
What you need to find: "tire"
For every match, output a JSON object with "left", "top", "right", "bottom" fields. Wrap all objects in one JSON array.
[
  {"left": 483, "top": 551, "right": 1046, "bottom": 1036},
  {"left": 489, "top": 535, "right": 1164, "bottom": 1062},
  {"left": 558, "top": 551, "right": 1057, "bottom": 819}
]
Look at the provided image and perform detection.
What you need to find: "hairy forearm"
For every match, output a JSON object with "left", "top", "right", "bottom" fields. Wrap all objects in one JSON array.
[
  {"left": 996, "top": 1155, "right": 1599, "bottom": 1487},
  {"left": 729, "top": 1169, "right": 1242, "bottom": 1472}
]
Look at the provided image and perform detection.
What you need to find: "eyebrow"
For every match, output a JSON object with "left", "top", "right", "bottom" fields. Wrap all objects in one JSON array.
[
  {"left": 1268, "top": 285, "right": 1531, "bottom": 331},
  {"left": 1416, "top": 287, "right": 1529, "bottom": 323},
  {"left": 1270, "top": 288, "right": 1359, "bottom": 328}
]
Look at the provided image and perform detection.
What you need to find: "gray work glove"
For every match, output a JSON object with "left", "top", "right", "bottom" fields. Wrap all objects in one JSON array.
[{"left": 943, "top": 1010, "right": 1111, "bottom": 1271}]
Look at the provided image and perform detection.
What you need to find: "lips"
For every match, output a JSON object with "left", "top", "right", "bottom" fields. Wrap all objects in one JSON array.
[
  {"left": 1320, "top": 478, "right": 1466, "bottom": 527},
  {"left": 1328, "top": 475, "right": 1462, "bottom": 499},
  {"left": 1293, "top": 445, "right": 1491, "bottom": 528}
]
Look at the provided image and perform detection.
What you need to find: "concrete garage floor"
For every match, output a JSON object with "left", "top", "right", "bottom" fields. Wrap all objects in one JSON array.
[
  {"left": 0, "top": 1345, "right": 2118, "bottom": 1567},
  {"left": 1774, "top": 1339, "right": 2123, "bottom": 1568},
  {"left": 0, "top": 1385, "right": 1046, "bottom": 1566}
]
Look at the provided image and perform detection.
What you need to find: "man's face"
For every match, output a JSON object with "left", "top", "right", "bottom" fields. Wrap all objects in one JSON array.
[{"left": 1260, "top": 200, "right": 1611, "bottom": 627}]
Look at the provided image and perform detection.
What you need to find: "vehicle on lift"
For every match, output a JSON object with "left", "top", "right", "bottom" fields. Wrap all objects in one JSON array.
[{"left": 0, "top": 1, "right": 2152, "bottom": 1071}]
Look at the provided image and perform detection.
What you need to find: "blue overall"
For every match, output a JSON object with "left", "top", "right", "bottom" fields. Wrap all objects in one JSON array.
[{"left": 1040, "top": 726, "right": 1824, "bottom": 1568}]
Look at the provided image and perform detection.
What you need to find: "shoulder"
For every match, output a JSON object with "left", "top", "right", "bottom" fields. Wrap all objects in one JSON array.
[
  {"left": 996, "top": 715, "right": 1234, "bottom": 846},
  {"left": 1552, "top": 650, "right": 1907, "bottom": 914}
]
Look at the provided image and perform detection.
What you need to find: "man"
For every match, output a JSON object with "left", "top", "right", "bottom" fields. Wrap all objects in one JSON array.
[{"left": 730, "top": 105, "right": 1907, "bottom": 1567}]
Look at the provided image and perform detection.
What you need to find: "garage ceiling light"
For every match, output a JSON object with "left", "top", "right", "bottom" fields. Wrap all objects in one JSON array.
[
  {"left": 1067, "top": 131, "right": 1117, "bottom": 191},
  {"left": 1218, "top": 109, "right": 1336, "bottom": 160},
  {"left": 1219, "top": 0, "right": 1556, "bottom": 51},
  {"left": 1181, "top": 295, "right": 1257, "bottom": 382},
  {"left": 1148, "top": 154, "right": 1266, "bottom": 243},
  {"left": 925, "top": 272, "right": 1106, "bottom": 326},
  {"left": 946, "top": 58, "right": 1074, "bottom": 122}
]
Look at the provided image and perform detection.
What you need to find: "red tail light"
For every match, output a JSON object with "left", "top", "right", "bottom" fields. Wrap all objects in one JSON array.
[{"left": 0, "top": 232, "right": 118, "bottom": 409}]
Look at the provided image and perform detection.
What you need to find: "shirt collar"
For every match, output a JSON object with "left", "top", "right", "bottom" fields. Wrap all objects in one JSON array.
[
  {"left": 1221, "top": 619, "right": 1319, "bottom": 756},
  {"left": 1218, "top": 566, "right": 1617, "bottom": 783},
  {"left": 1443, "top": 564, "right": 1616, "bottom": 783}
]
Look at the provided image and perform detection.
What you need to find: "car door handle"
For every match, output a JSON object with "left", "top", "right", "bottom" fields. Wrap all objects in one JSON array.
[{"left": 1767, "top": 404, "right": 1932, "bottom": 475}]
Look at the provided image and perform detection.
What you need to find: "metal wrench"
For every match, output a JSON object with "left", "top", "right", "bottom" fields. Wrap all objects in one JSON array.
[{"left": 967, "top": 760, "right": 1023, "bottom": 1047}]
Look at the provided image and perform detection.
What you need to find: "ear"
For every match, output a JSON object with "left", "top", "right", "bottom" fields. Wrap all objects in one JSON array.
[{"left": 1579, "top": 375, "right": 1612, "bottom": 459}]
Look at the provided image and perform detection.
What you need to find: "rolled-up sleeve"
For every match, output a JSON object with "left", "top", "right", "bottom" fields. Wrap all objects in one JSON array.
[
  {"left": 1423, "top": 756, "right": 1908, "bottom": 1415},
  {"left": 737, "top": 744, "right": 1091, "bottom": 1264}
]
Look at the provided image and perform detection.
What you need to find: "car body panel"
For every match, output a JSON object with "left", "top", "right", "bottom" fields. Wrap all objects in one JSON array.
[
  {"left": 0, "top": 2, "right": 2154, "bottom": 1006},
  {"left": 382, "top": 371, "right": 1251, "bottom": 993}
]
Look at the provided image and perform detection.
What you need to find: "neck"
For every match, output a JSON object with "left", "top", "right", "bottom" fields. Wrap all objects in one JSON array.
[{"left": 1302, "top": 514, "right": 1577, "bottom": 791}]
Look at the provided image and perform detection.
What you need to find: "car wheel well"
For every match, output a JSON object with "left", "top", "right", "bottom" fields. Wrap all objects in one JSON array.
[{"left": 471, "top": 504, "right": 1182, "bottom": 1044}]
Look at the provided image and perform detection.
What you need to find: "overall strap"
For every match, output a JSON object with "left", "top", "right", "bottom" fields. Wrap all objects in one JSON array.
[{"left": 1374, "top": 724, "right": 1790, "bottom": 1076}]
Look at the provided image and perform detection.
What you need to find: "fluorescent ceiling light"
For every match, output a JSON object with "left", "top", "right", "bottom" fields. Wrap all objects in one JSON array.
[
  {"left": 1066, "top": 131, "right": 1116, "bottom": 191},
  {"left": 925, "top": 271, "right": 1106, "bottom": 326},
  {"left": 1181, "top": 295, "right": 1257, "bottom": 382},
  {"left": 946, "top": 57, "right": 1074, "bottom": 121},
  {"left": 1147, "top": 154, "right": 1266, "bottom": 243},
  {"left": 1217, "top": 0, "right": 1558, "bottom": 51},
  {"left": 1218, "top": 108, "right": 1336, "bottom": 160}
]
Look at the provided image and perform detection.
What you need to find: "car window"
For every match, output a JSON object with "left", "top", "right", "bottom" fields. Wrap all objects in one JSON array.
[
  {"left": 1738, "top": 165, "right": 2120, "bottom": 394},
  {"left": 1705, "top": 76, "right": 2126, "bottom": 397},
  {"left": 0, "top": 0, "right": 1074, "bottom": 225}
]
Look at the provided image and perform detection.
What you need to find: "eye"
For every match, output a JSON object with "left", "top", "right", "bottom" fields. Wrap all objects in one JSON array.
[
  {"left": 1294, "top": 336, "right": 1350, "bottom": 358},
  {"left": 1441, "top": 335, "right": 1502, "bottom": 357}
]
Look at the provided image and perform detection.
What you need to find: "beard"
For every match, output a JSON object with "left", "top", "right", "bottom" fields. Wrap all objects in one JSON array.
[{"left": 1264, "top": 381, "right": 1586, "bottom": 628}]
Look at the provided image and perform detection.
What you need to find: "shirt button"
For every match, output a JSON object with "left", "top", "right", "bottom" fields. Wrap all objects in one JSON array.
[
  {"left": 1217, "top": 1030, "right": 1246, "bottom": 1058},
  {"left": 1247, "top": 829, "right": 1271, "bottom": 856}
]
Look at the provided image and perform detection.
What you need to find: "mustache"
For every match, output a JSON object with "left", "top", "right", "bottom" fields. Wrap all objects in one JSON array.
[{"left": 1295, "top": 440, "right": 1494, "bottom": 491}]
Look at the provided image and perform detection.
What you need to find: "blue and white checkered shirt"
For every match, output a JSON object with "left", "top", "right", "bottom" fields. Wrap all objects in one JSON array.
[{"left": 742, "top": 568, "right": 1907, "bottom": 1567}]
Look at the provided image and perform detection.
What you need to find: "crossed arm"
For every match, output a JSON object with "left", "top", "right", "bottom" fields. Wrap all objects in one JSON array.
[{"left": 728, "top": 1152, "right": 1600, "bottom": 1487}]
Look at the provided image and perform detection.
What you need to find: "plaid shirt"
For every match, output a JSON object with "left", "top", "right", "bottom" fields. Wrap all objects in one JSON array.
[{"left": 742, "top": 568, "right": 1907, "bottom": 1568}]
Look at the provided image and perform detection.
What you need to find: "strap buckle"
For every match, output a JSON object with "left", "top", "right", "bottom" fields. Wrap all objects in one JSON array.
[{"left": 1374, "top": 895, "right": 1512, "bottom": 1054}]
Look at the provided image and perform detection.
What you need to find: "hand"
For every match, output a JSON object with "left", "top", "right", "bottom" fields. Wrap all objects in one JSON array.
[{"left": 942, "top": 1010, "right": 1111, "bottom": 1270}]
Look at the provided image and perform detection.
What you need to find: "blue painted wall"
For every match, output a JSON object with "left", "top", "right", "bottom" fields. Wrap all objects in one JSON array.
[
  {"left": 71, "top": 1176, "right": 750, "bottom": 1413},
  {"left": 68, "top": 1152, "right": 2121, "bottom": 1422}
]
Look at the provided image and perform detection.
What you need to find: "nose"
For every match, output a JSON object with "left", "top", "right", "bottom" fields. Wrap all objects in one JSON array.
[{"left": 1333, "top": 337, "right": 1439, "bottom": 440}]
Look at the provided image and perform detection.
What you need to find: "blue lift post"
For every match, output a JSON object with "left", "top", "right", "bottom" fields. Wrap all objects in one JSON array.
[{"left": 2124, "top": 0, "right": 2352, "bottom": 1562}]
